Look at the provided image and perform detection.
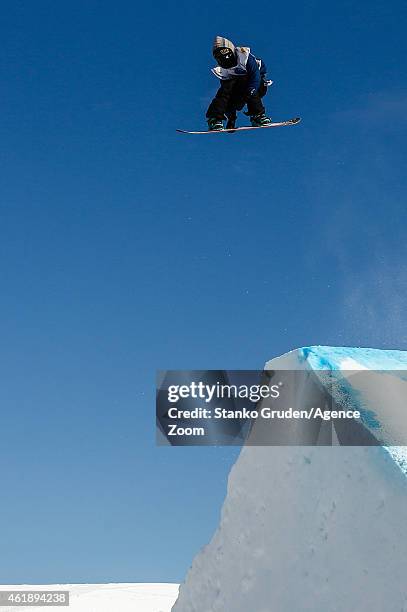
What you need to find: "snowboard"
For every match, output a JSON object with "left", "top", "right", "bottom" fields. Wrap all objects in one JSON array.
[{"left": 176, "top": 117, "right": 301, "bottom": 134}]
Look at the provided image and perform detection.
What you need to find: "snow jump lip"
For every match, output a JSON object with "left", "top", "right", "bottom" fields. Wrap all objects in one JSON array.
[{"left": 176, "top": 117, "right": 301, "bottom": 134}]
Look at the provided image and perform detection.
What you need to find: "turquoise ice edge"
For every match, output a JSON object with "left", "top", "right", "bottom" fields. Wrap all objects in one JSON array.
[{"left": 298, "top": 346, "right": 407, "bottom": 475}]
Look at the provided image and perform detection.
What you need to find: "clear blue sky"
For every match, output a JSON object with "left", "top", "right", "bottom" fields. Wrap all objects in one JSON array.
[{"left": 0, "top": 0, "right": 406, "bottom": 584}]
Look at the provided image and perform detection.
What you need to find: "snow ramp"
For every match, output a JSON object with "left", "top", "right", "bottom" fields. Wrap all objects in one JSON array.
[{"left": 172, "top": 346, "right": 407, "bottom": 612}]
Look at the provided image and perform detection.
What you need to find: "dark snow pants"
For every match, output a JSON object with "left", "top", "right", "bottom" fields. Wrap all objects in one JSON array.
[{"left": 206, "top": 77, "right": 267, "bottom": 120}]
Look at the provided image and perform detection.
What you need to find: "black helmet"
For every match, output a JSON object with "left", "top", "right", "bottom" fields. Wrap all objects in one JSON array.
[{"left": 213, "top": 36, "right": 237, "bottom": 69}]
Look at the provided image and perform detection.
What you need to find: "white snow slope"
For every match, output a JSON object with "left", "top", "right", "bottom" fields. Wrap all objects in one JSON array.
[
  {"left": 172, "top": 346, "right": 407, "bottom": 612},
  {"left": 0, "top": 583, "right": 179, "bottom": 612}
]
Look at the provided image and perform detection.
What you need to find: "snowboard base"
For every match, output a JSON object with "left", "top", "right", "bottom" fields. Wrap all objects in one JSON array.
[{"left": 176, "top": 117, "right": 301, "bottom": 134}]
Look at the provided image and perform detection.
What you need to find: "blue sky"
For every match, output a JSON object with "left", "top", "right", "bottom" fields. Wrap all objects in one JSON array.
[{"left": 0, "top": 0, "right": 406, "bottom": 584}]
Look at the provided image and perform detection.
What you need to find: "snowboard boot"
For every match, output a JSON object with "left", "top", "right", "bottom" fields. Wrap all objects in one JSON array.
[
  {"left": 207, "top": 118, "right": 224, "bottom": 131},
  {"left": 250, "top": 113, "right": 272, "bottom": 127},
  {"left": 226, "top": 114, "right": 237, "bottom": 130}
]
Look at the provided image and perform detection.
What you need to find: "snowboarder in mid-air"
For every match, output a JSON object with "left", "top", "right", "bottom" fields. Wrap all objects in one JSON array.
[{"left": 206, "top": 36, "right": 272, "bottom": 131}]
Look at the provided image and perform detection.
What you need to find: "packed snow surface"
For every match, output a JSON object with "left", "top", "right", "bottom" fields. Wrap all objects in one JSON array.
[
  {"left": 0, "top": 583, "right": 179, "bottom": 612},
  {"left": 172, "top": 346, "right": 407, "bottom": 612}
]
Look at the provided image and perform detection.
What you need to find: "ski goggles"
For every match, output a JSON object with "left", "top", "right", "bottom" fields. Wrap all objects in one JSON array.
[{"left": 213, "top": 48, "right": 236, "bottom": 68}]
